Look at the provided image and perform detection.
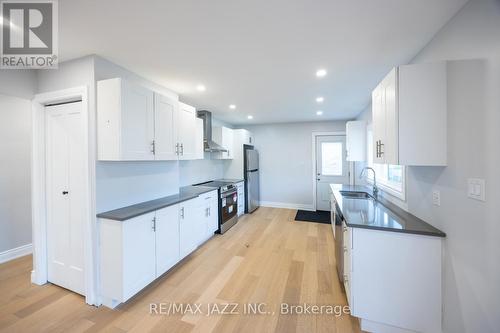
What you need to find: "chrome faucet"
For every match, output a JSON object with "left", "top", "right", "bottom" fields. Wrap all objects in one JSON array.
[{"left": 360, "top": 167, "right": 378, "bottom": 198}]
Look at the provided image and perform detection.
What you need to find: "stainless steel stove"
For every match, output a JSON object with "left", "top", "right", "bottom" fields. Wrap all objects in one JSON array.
[{"left": 193, "top": 180, "right": 239, "bottom": 234}]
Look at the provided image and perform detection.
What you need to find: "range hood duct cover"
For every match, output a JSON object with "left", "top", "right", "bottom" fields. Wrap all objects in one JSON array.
[{"left": 196, "top": 110, "right": 228, "bottom": 152}]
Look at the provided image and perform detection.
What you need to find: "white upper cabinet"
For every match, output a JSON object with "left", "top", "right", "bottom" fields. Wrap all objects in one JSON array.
[
  {"left": 178, "top": 102, "right": 198, "bottom": 160},
  {"left": 195, "top": 118, "right": 204, "bottom": 159},
  {"left": 213, "top": 126, "right": 234, "bottom": 159},
  {"left": 154, "top": 93, "right": 178, "bottom": 160},
  {"left": 97, "top": 78, "right": 203, "bottom": 161},
  {"left": 98, "top": 78, "right": 155, "bottom": 160},
  {"left": 372, "top": 62, "right": 447, "bottom": 166},
  {"left": 346, "top": 121, "right": 366, "bottom": 161}
]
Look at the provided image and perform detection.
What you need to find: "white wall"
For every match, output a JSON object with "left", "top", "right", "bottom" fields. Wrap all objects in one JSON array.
[
  {"left": 0, "top": 70, "right": 36, "bottom": 99},
  {"left": 356, "top": 1, "right": 500, "bottom": 331},
  {"left": 0, "top": 95, "right": 32, "bottom": 254},
  {"left": 0, "top": 70, "right": 36, "bottom": 256},
  {"left": 244, "top": 121, "right": 347, "bottom": 209}
]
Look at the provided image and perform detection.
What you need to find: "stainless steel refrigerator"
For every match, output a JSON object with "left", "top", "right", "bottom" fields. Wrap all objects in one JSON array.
[{"left": 245, "top": 149, "right": 260, "bottom": 213}]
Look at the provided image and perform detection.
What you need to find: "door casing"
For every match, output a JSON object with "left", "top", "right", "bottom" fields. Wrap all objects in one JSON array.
[{"left": 31, "top": 86, "right": 97, "bottom": 305}]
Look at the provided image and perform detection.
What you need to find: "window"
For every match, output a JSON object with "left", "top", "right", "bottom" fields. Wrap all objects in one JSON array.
[
  {"left": 366, "top": 127, "right": 406, "bottom": 200},
  {"left": 321, "top": 142, "right": 343, "bottom": 176}
]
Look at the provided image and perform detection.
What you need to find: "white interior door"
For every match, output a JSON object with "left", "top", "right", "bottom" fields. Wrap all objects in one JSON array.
[
  {"left": 46, "top": 102, "right": 85, "bottom": 295},
  {"left": 316, "top": 135, "right": 349, "bottom": 211}
]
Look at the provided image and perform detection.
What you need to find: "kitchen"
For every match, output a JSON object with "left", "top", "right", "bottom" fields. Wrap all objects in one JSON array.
[{"left": 0, "top": 0, "right": 499, "bottom": 333}]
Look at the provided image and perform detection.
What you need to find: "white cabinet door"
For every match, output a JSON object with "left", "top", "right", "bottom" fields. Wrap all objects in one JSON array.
[
  {"left": 199, "top": 190, "right": 219, "bottom": 237},
  {"left": 208, "top": 197, "right": 219, "bottom": 234},
  {"left": 222, "top": 127, "right": 234, "bottom": 159},
  {"left": 195, "top": 117, "right": 204, "bottom": 159},
  {"left": 236, "top": 182, "right": 245, "bottom": 216},
  {"left": 178, "top": 102, "right": 197, "bottom": 160},
  {"left": 381, "top": 68, "right": 399, "bottom": 165},
  {"left": 154, "top": 94, "right": 178, "bottom": 160},
  {"left": 155, "top": 205, "right": 180, "bottom": 277},
  {"left": 121, "top": 80, "right": 155, "bottom": 160},
  {"left": 372, "top": 84, "right": 386, "bottom": 164},
  {"left": 213, "top": 126, "right": 234, "bottom": 159},
  {"left": 122, "top": 212, "right": 156, "bottom": 300},
  {"left": 179, "top": 198, "right": 200, "bottom": 258}
]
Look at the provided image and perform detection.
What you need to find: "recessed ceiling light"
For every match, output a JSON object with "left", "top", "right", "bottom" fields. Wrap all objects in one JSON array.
[
  {"left": 316, "top": 111, "right": 323, "bottom": 116},
  {"left": 196, "top": 84, "right": 206, "bottom": 92},
  {"left": 247, "top": 115, "right": 253, "bottom": 120},
  {"left": 229, "top": 104, "right": 236, "bottom": 110},
  {"left": 316, "top": 69, "right": 327, "bottom": 78},
  {"left": 316, "top": 97, "right": 324, "bottom": 103}
]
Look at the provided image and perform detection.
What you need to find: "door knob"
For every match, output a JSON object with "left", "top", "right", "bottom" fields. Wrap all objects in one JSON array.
[{"left": 62, "top": 191, "right": 69, "bottom": 195}]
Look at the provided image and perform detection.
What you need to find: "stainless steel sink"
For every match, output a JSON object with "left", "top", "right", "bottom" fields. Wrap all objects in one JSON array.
[{"left": 340, "top": 191, "right": 372, "bottom": 199}]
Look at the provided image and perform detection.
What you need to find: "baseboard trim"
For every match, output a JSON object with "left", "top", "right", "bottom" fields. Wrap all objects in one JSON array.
[
  {"left": 0, "top": 244, "right": 32, "bottom": 264},
  {"left": 259, "top": 201, "right": 315, "bottom": 211}
]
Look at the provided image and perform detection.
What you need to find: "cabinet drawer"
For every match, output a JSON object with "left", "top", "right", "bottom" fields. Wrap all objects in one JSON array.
[{"left": 199, "top": 190, "right": 218, "bottom": 202}]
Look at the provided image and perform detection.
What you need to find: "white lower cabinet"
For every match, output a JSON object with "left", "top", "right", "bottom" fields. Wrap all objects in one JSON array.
[
  {"left": 99, "top": 193, "right": 219, "bottom": 308},
  {"left": 236, "top": 181, "right": 245, "bottom": 216},
  {"left": 199, "top": 190, "right": 219, "bottom": 240},
  {"left": 155, "top": 205, "right": 180, "bottom": 276},
  {"left": 179, "top": 198, "right": 200, "bottom": 258},
  {"left": 99, "top": 212, "right": 157, "bottom": 308},
  {"left": 347, "top": 227, "right": 442, "bottom": 333}
]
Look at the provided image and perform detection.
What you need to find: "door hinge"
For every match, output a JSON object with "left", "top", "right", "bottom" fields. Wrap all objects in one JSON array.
[
  {"left": 152, "top": 216, "right": 156, "bottom": 232},
  {"left": 175, "top": 143, "right": 180, "bottom": 155}
]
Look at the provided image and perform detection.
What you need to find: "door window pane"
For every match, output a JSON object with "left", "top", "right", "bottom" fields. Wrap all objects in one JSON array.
[{"left": 321, "top": 142, "right": 343, "bottom": 176}]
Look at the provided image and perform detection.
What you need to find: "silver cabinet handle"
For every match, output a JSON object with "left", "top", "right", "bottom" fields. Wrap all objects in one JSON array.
[
  {"left": 150, "top": 140, "right": 156, "bottom": 154},
  {"left": 343, "top": 246, "right": 348, "bottom": 253}
]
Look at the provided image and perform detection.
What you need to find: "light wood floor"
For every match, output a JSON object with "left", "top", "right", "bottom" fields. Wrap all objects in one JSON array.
[{"left": 0, "top": 207, "right": 361, "bottom": 333}]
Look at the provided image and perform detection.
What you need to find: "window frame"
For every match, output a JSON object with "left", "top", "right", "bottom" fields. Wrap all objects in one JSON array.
[{"left": 365, "top": 125, "right": 407, "bottom": 201}]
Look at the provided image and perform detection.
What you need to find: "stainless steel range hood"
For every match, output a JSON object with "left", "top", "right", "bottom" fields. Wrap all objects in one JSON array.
[{"left": 196, "top": 110, "right": 228, "bottom": 152}]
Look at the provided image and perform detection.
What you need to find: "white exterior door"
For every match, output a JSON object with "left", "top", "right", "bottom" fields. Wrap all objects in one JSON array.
[
  {"left": 316, "top": 135, "right": 349, "bottom": 211},
  {"left": 46, "top": 102, "right": 86, "bottom": 295},
  {"left": 154, "top": 93, "right": 178, "bottom": 160}
]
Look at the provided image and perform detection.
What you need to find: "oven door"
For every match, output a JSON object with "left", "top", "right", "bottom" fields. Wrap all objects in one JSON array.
[{"left": 220, "top": 189, "right": 238, "bottom": 233}]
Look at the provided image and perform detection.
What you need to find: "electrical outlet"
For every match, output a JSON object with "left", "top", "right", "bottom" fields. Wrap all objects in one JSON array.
[
  {"left": 468, "top": 178, "right": 486, "bottom": 201},
  {"left": 432, "top": 190, "right": 441, "bottom": 206}
]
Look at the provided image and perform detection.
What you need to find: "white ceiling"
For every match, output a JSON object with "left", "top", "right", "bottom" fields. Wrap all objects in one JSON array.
[{"left": 58, "top": 0, "right": 467, "bottom": 125}]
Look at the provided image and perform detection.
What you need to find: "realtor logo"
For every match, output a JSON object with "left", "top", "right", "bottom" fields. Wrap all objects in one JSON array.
[{"left": 1, "top": 0, "right": 58, "bottom": 68}]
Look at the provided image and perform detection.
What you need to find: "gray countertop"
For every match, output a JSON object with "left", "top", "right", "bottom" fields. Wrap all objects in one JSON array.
[
  {"left": 96, "top": 185, "right": 217, "bottom": 221},
  {"left": 331, "top": 184, "right": 446, "bottom": 237}
]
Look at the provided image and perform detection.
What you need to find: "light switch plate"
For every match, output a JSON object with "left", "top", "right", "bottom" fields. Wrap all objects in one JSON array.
[
  {"left": 468, "top": 178, "right": 486, "bottom": 201},
  {"left": 432, "top": 190, "right": 441, "bottom": 206}
]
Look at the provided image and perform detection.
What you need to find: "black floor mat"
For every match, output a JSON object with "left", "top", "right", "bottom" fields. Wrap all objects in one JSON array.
[{"left": 295, "top": 210, "right": 330, "bottom": 224}]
